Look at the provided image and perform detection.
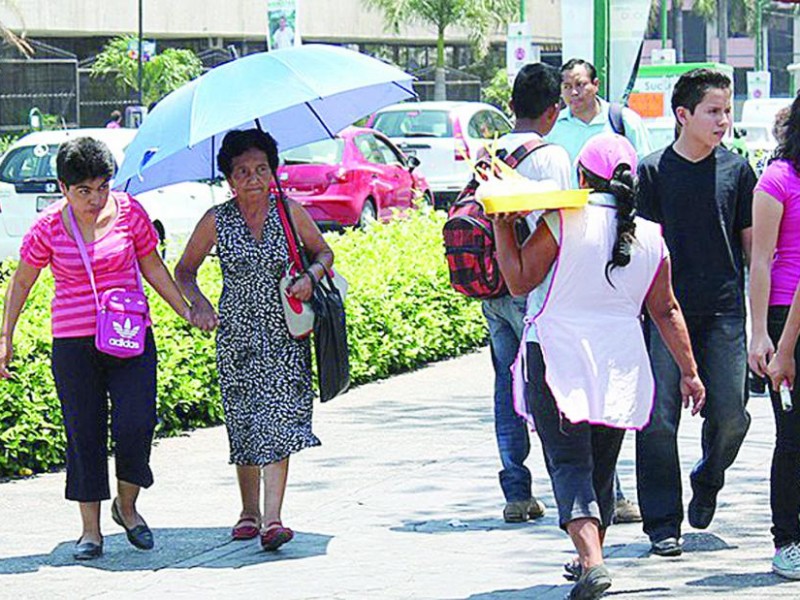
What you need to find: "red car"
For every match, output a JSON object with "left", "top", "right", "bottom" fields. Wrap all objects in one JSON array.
[{"left": 275, "top": 126, "right": 432, "bottom": 228}]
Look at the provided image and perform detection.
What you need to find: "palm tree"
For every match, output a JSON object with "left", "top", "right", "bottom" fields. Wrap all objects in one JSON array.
[
  {"left": 362, "top": 0, "right": 517, "bottom": 100},
  {"left": 0, "top": 0, "right": 32, "bottom": 55},
  {"left": 693, "top": 0, "right": 733, "bottom": 63},
  {"left": 694, "top": 0, "right": 800, "bottom": 69},
  {"left": 649, "top": 1, "right": 686, "bottom": 63}
]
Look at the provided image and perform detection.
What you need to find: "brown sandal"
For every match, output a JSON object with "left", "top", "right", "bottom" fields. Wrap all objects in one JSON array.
[
  {"left": 231, "top": 516, "right": 260, "bottom": 540},
  {"left": 260, "top": 520, "right": 294, "bottom": 551}
]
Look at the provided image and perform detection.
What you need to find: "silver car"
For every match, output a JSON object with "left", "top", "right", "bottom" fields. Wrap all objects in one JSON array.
[{"left": 368, "top": 101, "right": 512, "bottom": 208}]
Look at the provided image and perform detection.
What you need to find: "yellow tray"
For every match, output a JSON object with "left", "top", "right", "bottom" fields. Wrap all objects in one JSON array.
[{"left": 480, "top": 189, "right": 591, "bottom": 214}]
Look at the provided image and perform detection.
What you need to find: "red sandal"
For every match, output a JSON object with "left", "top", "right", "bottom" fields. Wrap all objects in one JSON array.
[
  {"left": 231, "top": 516, "right": 260, "bottom": 540},
  {"left": 260, "top": 520, "right": 294, "bottom": 551}
]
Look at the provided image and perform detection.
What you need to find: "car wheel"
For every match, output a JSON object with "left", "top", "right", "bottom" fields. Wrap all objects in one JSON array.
[{"left": 358, "top": 199, "right": 377, "bottom": 228}]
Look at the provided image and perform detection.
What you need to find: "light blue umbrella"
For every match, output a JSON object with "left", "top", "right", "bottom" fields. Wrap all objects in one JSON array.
[{"left": 114, "top": 44, "right": 415, "bottom": 195}]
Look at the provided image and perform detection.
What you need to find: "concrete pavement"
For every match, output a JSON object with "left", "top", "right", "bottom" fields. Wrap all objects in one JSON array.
[{"left": 0, "top": 347, "right": 794, "bottom": 599}]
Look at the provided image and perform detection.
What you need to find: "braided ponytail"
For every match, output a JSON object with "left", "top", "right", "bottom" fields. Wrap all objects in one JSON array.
[
  {"left": 577, "top": 163, "right": 638, "bottom": 287},
  {"left": 604, "top": 164, "right": 637, "bottom": 285}
]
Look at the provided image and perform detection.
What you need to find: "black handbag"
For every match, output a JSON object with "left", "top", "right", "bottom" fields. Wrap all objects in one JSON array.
[
  {"left": 311, "top": 270, "right": 350, "bottom": 402},
  {"left": 276, "top": 191, "right": 350, "bottom": 402}
]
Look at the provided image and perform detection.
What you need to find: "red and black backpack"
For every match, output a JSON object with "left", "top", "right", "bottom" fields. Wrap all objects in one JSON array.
[{"left": 443, "top": 139, "right": 547, "bottom": 299}]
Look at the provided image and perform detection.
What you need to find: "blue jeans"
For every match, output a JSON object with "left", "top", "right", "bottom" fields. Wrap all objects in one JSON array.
[
  {"left": 482, "top": 294, "right": 532, "bottom": 503},
  {"left": 636, "top": 316, "right": 750, "bottom": 543}
]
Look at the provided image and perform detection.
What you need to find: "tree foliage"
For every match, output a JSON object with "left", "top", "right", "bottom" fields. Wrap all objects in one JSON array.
[
  {"left": 0, "top": 210, "right": 487, "bottom": 478},
  {"left": 0, "top": 0, "right": 32, "bottom": 55},
  {"left": 362, "top": 0, "right": 518, "bottom": 66},
  {"left": 90, "top": 36, "right": 203, "bottom": 107},
  {"left": 693, "top": 0, "right": 798, "bottom": 36},
  {"left": 482, "top": 68, "right": 512, "bottom": 116}
]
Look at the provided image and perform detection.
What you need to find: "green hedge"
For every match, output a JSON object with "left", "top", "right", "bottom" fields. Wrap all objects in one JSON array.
[{"left": 0, "top": 209, "right": 486, "bottom": 478}]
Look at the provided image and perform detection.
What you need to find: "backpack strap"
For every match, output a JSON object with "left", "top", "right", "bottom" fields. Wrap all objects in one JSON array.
[
  {"left": 503, "top": 138, "right": 548, "bottom": 169},
  {"left": 608, "top": 102, "right": 626, "bottom": 137}
]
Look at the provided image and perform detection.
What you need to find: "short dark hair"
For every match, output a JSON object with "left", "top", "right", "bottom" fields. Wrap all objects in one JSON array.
[
  {"left": 217, "top": 128, "right": 280, "bottom": 177},
  {"left": 671, "top": 68, "right": 731, "bottom": 118},
  {"left": 560, "top": 58, "right": 597, "bottom": 81},
  {"left": 511, "top": 63, "right": 562, "bottom": 120},
  {"left": 56, "top": 137, "right": 115, "bottom": 187}
]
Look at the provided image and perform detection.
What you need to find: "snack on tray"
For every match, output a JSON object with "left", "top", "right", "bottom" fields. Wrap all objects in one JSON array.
[{"left": 476, "top": 177, "right": 591, "bottom": 214}]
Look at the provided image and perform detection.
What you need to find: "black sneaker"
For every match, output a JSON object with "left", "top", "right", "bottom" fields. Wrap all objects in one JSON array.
[
  {"left": 688, "top": 483, "right": 718, "bottom": 530},
  {"left": 567, "top": 563, "right": 612, "bottom": 600}
]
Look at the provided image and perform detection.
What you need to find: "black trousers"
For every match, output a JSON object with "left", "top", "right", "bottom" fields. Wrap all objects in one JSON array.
[
  {"left": 51, "top": 329, "right": 157, "bottom": 502},
  {"left": 767, "top": 306, "right": 800, "bottom": 549}
]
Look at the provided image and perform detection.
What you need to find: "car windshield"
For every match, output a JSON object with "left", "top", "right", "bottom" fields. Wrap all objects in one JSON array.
[
  {"left": 371, "top": 110, "right": 453, "bottom": 138},
  {"left": 0, "top": 144, "right": 59, "bottom": 183},
  {"left": 281, "top": 139, "right": 344, "bottom": 165}
]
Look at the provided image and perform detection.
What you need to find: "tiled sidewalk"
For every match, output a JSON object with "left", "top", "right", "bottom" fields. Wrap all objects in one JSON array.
[{"left": 0, "top": 348, "right": 793, "bottom": 599}]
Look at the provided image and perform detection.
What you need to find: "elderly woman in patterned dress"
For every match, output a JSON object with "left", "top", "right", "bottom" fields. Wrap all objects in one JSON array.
[{"left": 175, "top": 128, "right": 333, "bottom": 551}]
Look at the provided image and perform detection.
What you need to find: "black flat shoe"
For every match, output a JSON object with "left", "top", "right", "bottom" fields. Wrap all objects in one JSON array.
[
  {"left": 111, "top": 498, "right": 154, "bottom": 550},
  {"left": 73, "top": 538, "right": 103, "bottom": 561}
]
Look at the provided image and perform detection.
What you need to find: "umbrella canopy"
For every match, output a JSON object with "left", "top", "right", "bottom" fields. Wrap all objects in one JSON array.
[{"left": 114, "top": 44, "right": 415, "bottom": 195}]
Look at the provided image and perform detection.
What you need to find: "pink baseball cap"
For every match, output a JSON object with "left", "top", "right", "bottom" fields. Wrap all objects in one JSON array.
[{"left": 577, "top": 132, "right": 638, "bottom": 181}]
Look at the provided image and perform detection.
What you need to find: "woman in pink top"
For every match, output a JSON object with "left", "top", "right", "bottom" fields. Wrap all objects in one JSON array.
[
  {"left": 748, "top": 94, "right": 800, "bottom": 579},
  {"left": 493, "top": 134, "right": 704, "bottom": 599},
  {"left": 0, "top": 137, "right": 193, "bottom": 561}
]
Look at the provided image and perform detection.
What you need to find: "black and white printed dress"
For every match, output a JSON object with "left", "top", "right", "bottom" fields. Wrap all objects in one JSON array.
[{"left": 215, "top": 198, "right": 320, "bottom": 465}]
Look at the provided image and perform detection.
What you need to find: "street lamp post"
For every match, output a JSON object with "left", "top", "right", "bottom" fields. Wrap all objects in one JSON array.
[
  {"left": 138, "top": 0, "right": 143, "bottom": 106},
  {"left": 594, "top": 0, "right": 609, "bottom": 99}
]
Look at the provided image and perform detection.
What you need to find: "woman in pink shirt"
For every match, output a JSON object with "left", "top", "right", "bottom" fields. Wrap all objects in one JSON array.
[
  {"left": 748, "top": 94, "right": 800, "bottom": 579},
  {"left": 0, "top": 137, "right": 193, "bottom": 561}
]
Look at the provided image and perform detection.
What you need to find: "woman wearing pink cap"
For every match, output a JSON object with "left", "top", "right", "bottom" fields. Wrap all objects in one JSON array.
[{"left": 493, "top": 133, "right": 705, "bottom": 599}]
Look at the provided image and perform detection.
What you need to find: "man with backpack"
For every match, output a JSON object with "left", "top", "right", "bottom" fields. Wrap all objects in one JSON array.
[
  {"left": 548, "top": 58, "right": 652, "bottom": 186},
  {"left": 480, "top": 63, "right": 571, "bottom": 522}
]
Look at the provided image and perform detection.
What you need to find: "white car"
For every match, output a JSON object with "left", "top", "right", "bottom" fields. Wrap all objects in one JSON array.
[
  {"left": 0, "top": 128, "right": 225, "bottom": 260},
  {"left": 367, "top": 101, "right": 512, "bottom": 208}
]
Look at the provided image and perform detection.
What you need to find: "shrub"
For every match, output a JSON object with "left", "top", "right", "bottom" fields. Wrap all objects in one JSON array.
[
  {"left": 0, "top": 134, "right": 21, "bottom": 156},
  {"left": 0, "top": 209, "right": 486, "bottom": 477},
  {"left": 482, "top": 68, "right": 512, "bottom": 118}
]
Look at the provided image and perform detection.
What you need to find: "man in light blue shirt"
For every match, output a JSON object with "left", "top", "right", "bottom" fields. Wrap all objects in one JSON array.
[{"left": 547, "top": 58, "right": 652, "bottom": 185}]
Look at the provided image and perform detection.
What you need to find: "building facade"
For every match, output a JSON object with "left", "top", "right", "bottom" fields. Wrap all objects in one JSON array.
[{"left": 0, "top": 0, "right": 563, "bottom": 129}]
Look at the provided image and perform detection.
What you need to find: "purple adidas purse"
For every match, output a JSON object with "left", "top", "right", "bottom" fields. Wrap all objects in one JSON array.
[{"left": 68, "top": 206, "right": 149, "bottom": 358}]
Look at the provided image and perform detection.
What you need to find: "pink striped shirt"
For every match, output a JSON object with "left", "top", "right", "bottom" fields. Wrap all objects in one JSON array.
[{"left": 20, "top": 191, "right": 159, "bottom": 338}]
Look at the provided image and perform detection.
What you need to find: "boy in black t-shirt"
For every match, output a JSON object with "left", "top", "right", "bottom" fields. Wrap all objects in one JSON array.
[{"left": 635, "top": 69, "right": 755, "bottom": 557}]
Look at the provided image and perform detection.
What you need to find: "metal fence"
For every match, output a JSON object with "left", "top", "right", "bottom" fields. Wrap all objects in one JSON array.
[
  {"left": 77, "top": 67, "right": 140, "bottom": 128},
  {"left": 411, "top": 66, "right": 481, "bottom": 102},
  {"left": 0, "top": 40, "right": 79, "bottom": 132},
  {"left": 0, "top": 41, "right": 241, "bottom": 132},
  {"left": 77, "top": 49, "right": 233, "bottom": 127}
]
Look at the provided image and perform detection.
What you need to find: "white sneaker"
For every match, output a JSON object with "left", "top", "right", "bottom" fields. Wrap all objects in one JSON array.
[{"left": 773, "top": 543, "right": 800, "bottom": 580}]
